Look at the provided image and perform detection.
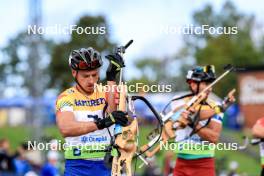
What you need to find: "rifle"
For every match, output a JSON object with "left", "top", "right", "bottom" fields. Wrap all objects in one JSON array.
[
  {"left": 110, "top": 40, "right": 163, "bottom": 176},
  {"left": 139, "top": 65, "right": 238, "bottom": 159}
]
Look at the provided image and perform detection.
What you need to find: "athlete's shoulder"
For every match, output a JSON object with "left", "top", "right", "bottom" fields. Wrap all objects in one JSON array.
[
  {"left": 58, "top": 87, "right": 76, "bottom": 97},
  {"left": 56, "top": 87, "right": 76, "bottom": 112},
  {"left": 206, "top": 98, "right": 220, "bottom": 107}
]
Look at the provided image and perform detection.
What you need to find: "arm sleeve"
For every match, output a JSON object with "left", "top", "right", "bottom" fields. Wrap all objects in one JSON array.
[{"left": 211, "top": 113, "right": 224, "bottom": 124}]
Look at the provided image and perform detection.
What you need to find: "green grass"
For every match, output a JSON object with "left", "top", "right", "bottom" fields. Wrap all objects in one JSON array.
[
  {"left": 0, "top": 125, "right": 261, "bottom": 175},
  {"left": 0, "top": 125, "right": 63, "bottom": 152},
  {"left": 215, "top": 149, "right": 260, "bottom": 175},
  {"left": 222, "top": 128, "right": 259, "bottom": 153},
  {"left": 218, "top": 128, "right": 260, "bottom": 175},
  {"left": 43, "top": 125, "right": 64, "bottom": 140},
  {"left": 0, "top": 126, "right": 31, "bottom": 151}
]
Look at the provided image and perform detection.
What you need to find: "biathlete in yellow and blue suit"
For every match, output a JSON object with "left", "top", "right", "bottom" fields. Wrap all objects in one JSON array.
[{"left": 55, "top": 47, "right": 128, "bottom": 176}]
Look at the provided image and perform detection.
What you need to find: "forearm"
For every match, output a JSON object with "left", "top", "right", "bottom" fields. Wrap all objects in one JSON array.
[
  {"left": 107, "top": 81, "right": 117, "bottom": 113},
  {"left": 58, "top": 121, "right": 98, "bottom": 137},
  {"left": 195, "top": 123, "right": 221, "bottom": 143}
]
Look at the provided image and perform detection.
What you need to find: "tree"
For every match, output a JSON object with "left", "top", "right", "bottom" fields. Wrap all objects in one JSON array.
[
  {"left": 183, "top": 1, "right": 264, "bottom": 97},
  {"left": 132, "top": 56, "right": 190, "bottom": 93},
  {"left": 1, "top": 32, "right": 54, "bottom": 97}
]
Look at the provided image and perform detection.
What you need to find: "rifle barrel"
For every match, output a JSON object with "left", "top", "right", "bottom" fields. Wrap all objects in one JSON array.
[{"left": 125, "top": 40, "right": 133, "bottom": 49}]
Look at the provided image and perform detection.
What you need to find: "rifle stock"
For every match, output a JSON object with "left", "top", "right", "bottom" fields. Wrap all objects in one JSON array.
[{"left": 111, "top": 41, "right": 138, "bottom": 176}]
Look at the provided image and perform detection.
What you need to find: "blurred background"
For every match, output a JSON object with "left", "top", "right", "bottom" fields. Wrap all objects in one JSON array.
[{"left": 0, "top": 0, "right": 264, "bottom": 175}]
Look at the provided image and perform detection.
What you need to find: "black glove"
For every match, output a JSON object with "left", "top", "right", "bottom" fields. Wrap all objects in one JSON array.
[
  {"left": 95, "top": 111, "right": 128, "bottom": 130},
  {"left": 105, "top": 54, "right": 125, "bottom": 81}
]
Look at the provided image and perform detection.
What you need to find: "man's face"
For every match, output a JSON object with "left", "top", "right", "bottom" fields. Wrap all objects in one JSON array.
[
  {"left": 72, "top": 69, "right": 99, "bottom": 93},
  {"left": 189, "top": 81, "right": 212, "bottom": 94}
]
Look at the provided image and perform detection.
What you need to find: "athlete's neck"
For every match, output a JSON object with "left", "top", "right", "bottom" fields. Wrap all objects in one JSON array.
[{"left": 75, "top": 85, "right": 94, "bottom": 96}]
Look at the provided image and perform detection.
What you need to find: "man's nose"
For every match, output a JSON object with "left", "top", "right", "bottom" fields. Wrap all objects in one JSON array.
[{"left": 86, "top": 76, "right": 94, "bottom": 83}]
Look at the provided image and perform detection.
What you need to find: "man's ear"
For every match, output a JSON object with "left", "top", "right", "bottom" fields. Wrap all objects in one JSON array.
[
  {"left": 71, "top": 69, "right": 77, "bottom": 77},
  {"left": 190, "top": 82, "right": 195, "bottom": 88}
]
